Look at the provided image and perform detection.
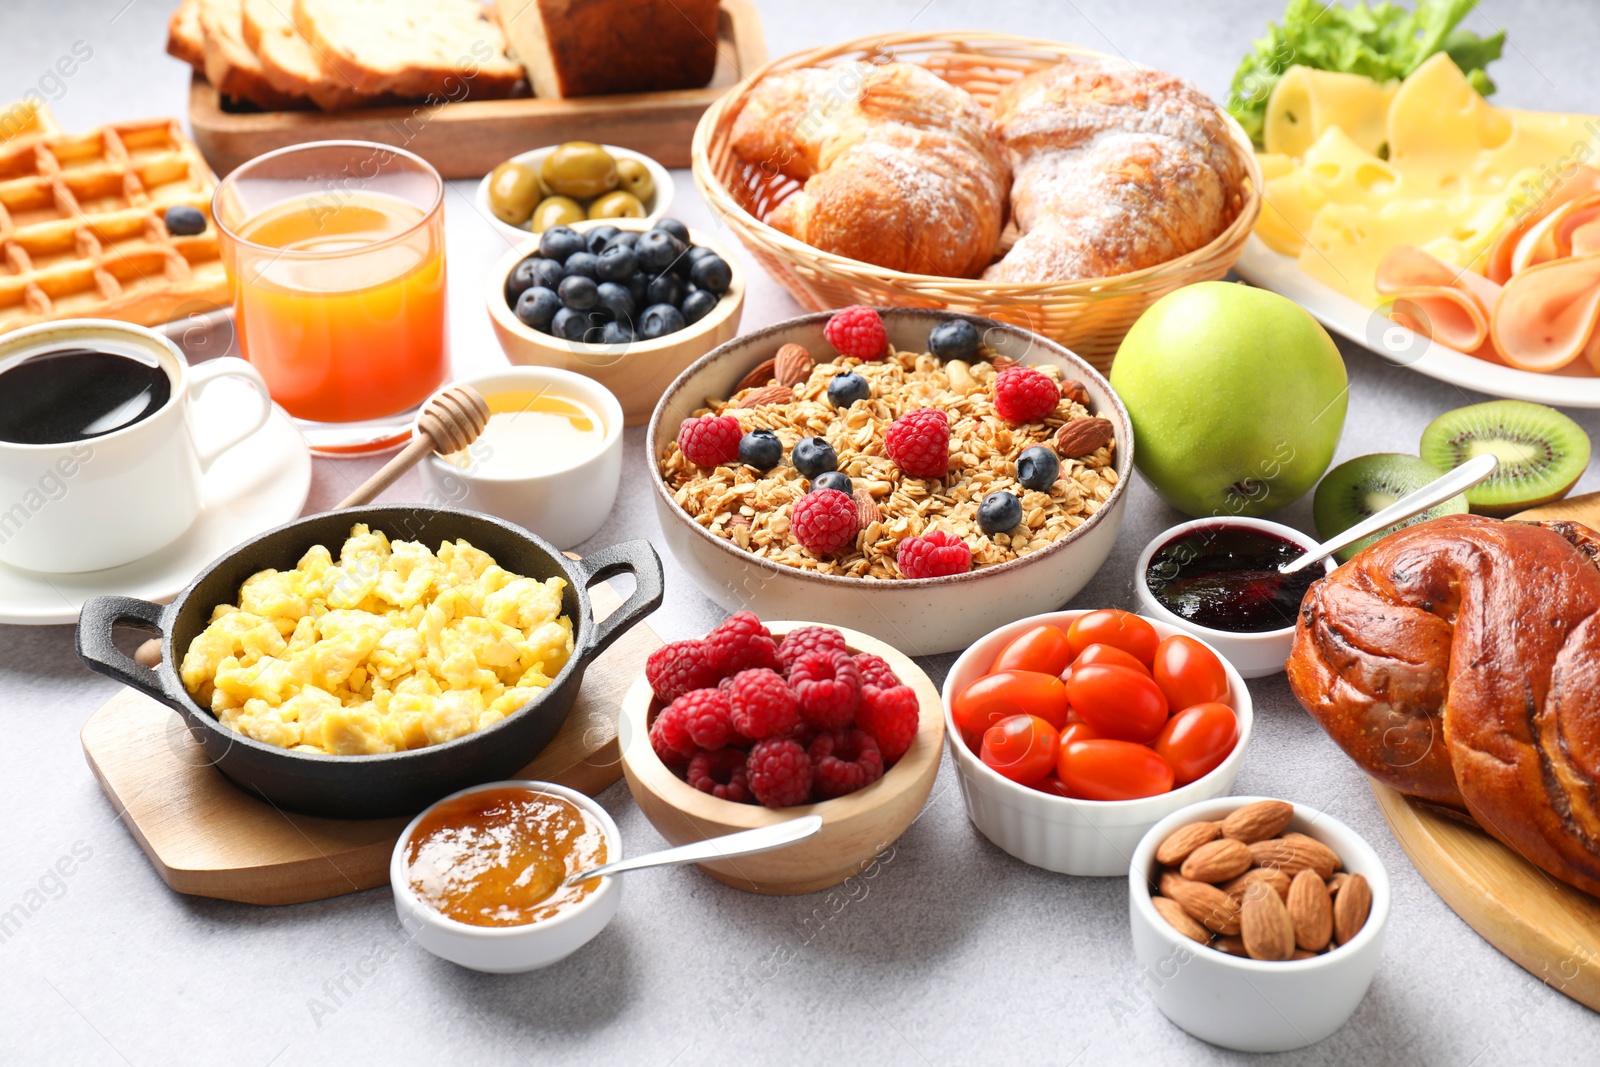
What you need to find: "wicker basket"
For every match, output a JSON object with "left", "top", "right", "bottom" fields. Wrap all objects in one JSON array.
[{"left": 691, "top": 31, "right": 1263, "bottom": 371}]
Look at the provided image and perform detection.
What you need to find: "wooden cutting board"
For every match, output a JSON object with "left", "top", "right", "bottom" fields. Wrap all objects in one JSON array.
[
  {"left": 80, "top": 582, "right": 660, "bottom": 906},
  {"left": 1369, "top": 490, "right": 1600, "bottom": 1011}
]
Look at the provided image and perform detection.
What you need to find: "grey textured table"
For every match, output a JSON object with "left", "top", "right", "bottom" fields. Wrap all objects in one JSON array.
[{"left": 3, "top": 2, "right": 1596, "bottom": 1063}]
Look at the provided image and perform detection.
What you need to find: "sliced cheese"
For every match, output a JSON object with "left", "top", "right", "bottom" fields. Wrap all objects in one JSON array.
[
  {"left": 1265, "top": 66, "right": 1399, "bottom": 158},
  {"left": 1257, "top": 129, "right": 1400, "bottom": 257}
]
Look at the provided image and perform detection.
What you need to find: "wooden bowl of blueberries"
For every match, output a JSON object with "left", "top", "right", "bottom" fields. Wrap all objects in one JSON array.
[{"left": 487, "top": 216, "right": 745, "bottom": 425}]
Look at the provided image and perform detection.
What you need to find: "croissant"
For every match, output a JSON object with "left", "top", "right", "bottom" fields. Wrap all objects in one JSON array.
[
  {"left": 728, "top": 62, "right": 1009, "bottom": 279},
  {"left": 1287, "top": 513, "right": 1600, "bottom": 897},
  {"left": 984, "top": 63, "right": 1246, "bottom": 283}
]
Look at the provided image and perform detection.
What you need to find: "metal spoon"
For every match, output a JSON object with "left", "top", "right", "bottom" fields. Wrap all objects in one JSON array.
[
  {"left": 562, "top": 814, "right": 824, "bottom": 887},
  {"left": 1278, "top": 453, "right": 1499, "bottom": 576}
]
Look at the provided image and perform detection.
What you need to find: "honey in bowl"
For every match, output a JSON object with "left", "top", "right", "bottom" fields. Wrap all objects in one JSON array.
[
  {"left": 405, "top": 787, "right": 608, "bottom": 927},
  {"left": 444, "top": 388, "right": 606, "bottom": 477}
]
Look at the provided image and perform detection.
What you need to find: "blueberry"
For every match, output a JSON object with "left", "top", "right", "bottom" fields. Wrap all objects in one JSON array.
[
  {"left": 681, "top": 288, "right": 719, "bottom": 325},
  {"left": 625, "top": 272, "right": 650, "bottom": 306},
  {"left": 164, "top": 205, "right": 207, "bottom": 236},
  {"left": 600, "top": 320, "right": 636, "bottom": 345},
  {"left": 1016, "top": 445, "right": 1060, "bottom": 491},
  {"left": 514, "top": 286, "right": 560, "bottom": 332},
  {"left": 605, "top": 230, "right": 639, "bottom": 251},
  {"left": 793, "top": 437, "right": 837, "bottom": 478},
  {"left": 562, "top": 250, "right": 601, "bottom": 280},
  {"left": 811, "top": 471, "right": 853, "bottom": 495},
  {"left": 738, "top": 429, "right": 782, "bottom": 472},
  {"left": 585, "top": 225, "right": 620, "bottom": 254},
  {"left": 595, "top": 281, "right": 635, "bottom": 323},
  {"left": 653, "top": 217, "right": 691, "bottom": 243},
  {"left": 635, "top": 229, "right": 683, "bottom": 273},
  {"left": 551, "top": 306, "right": 592, "bottom": 341},
  {"left": 538, "top": 225, "right": 585, "bottom": 263},
  {"left": 686, "top": 244, "right": 718, "bottom": 263},
  {"left": 826, "top": 372, "right": 870, "bottom": 408},
  {"left": 639, "top": 303, "right": 686, "bottom": 339},
  {"left": 505, "top": 256, "right": 541, "bottom": 305},
  {"left": 558, "top": 274, "right": 598, "bottom": 310},
  {"left": 977, "top": 491, "right": 1022, "bottom": 535},
  {"left": 928, "top": 318, "right": 980, "bottom": 362},
  {"left": 596, "top": 244, "right": 638, "bottom": 281},
  {"left": 646, "top": 272, "right": 685, "bottom": 307},
  {"left": 689, "top": 253, "right": 732, "bottom": 295}
]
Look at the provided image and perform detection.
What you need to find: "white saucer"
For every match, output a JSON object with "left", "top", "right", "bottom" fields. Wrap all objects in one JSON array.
[{"left": 0, "top": 380, "right": 312, "bottom": 625}]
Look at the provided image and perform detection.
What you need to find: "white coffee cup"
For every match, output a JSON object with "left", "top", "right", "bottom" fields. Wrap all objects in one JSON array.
[{"left": 0, "top": 319, "right": 273, "bottom": 573}]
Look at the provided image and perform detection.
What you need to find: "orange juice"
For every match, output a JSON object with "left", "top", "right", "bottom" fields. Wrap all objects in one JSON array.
[{"left": 230, "top": 189, "right": 448, "bottom": 424}]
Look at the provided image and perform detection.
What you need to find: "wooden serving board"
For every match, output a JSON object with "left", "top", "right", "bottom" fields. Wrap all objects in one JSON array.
[
  {"left": 80, "top": 582, "right": 660, "bottom": 906},
  {"left": 1368, "top": 490, "right": 1600, "bottom": 1011},
  {"left": 186, "top": 0, "right": 765, "bottom": 178}
]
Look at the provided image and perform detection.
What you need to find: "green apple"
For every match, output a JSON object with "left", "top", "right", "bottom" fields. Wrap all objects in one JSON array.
[{"left": 1109, "top": 282, "right": 1347, "bottom": 518}]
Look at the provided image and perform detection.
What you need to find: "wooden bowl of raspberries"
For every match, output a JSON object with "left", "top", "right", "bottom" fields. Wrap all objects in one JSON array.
[{"left": 618, "top": 612, "right": 944, "bottom": 894}]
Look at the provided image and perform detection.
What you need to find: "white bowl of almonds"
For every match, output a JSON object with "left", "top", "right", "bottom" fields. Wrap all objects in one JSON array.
[
  {"left": 645, "top": 308, "right": 1133, "bottom": 656},
  {"left": 1128, "top": 797, "right": 1390, "bottom": 1053}
]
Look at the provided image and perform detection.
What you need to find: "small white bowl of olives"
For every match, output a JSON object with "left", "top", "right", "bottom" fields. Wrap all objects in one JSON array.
[{"left": 477, "top": 142, "right": 674, "bottom": 243}]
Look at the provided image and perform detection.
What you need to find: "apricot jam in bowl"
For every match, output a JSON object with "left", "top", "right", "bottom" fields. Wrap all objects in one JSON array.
[{"left": 390, "top": 781, "right": 622, "bottom": 972}]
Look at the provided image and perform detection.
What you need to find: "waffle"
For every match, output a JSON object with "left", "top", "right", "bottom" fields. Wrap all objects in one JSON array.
[{"left": 0, "top": 114, "right": 230, "bottom": 335}]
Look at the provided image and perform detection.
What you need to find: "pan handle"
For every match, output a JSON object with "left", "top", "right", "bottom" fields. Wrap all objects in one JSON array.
[
  {"left": 76, "top": 595, "right": 174, "bottom": 705},
  {"left": 574, "top": 540, "right": 664, "bottom": 661}
]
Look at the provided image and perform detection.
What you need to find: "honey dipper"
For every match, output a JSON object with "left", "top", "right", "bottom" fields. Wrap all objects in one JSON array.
[{"left": 133, "top": 385, "right": 491, "bottom": 668}]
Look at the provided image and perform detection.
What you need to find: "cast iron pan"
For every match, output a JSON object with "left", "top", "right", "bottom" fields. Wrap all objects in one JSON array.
[{"left": 75, "top": 505, "right": 663, "bottom": 819}]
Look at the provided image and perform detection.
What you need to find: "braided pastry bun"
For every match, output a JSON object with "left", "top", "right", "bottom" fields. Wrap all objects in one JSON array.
[
  {"left": 728, "top": 62, "right": 1009, "bottom": 278},
  {"left": 1287, "top": 513, "right": 1600, "bottom": 897},
  {"left": 984, "top": 63, "right": 1246, "bottom": 283}
]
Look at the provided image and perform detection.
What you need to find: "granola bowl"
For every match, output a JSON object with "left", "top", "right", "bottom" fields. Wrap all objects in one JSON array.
[{"left": 645, "top": 309, "right": 1134, "bottom": 656}]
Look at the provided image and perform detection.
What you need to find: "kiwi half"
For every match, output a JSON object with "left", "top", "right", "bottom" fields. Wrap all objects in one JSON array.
[
  {"left": 1419, "top": 400, "right": 1591, "bottom": 516},
  {"left": 1313, "top": 453, "right": 1469, "bottom": 561}
]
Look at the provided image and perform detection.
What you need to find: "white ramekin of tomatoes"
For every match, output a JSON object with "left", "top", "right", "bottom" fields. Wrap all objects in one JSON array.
[{"left": 940, "top": 608, "right": 1252, "bottom": 876}]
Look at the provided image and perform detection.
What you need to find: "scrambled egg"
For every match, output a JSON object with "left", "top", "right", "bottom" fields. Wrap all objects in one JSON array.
[{"left": 180, "top": 525, "right": 573, "bottom": 755}]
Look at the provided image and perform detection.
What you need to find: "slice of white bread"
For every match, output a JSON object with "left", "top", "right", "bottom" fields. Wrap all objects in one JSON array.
[
  {"left": 167, "top": 0, "right": 207, "bottom": 71},
  {"left": 241, "top": 0, "right": 376, "bottom": 111},
  {"left": 294, "top": 0, "right": 523, "bottom": 100},
  {"left": 198, "top": 0, "right": 312, "bottom": 109},
  {"left": 497, "top": 0, "right": 720, "bottom": 99}
]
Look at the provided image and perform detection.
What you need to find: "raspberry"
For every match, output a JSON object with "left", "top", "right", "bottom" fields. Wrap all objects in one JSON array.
[
  {"left": 884, "top": 408, "right": 950, "bottom": 479},
  {"left": 856, "top": 684, "right": 919, "bottom": 763},
  {"left": 993, "top": 365, "right": 1060, "bottom": 424},
  {"left": 823, "top": 305, "right": 888, "bottom": 361},
  {"left": 687, "top": 747, "right": 751, "bottom": 803},
  {"left": 853, "top": 653, "right": 902, "bottom": 690},
  {"left": 725, "top": 668, "right": 800, "bottom": 740},
  {"left": 777, "top": 626, "right": 850, "bottom": 674},
  {"left": 895, "top": 529, "right": 972, "bottom": 578},
  {"left": 677, "top": 414, "right": 743, "bottom": 468},
  {"left": 669, "top": 688, "right": 735, "bottom": 750},
  {"left": 646, "top": 640, "right": 721, "bottom": 702},
  {"left": 747, "top": 738, "right": 814, "bottom": 807},
  {"left": 705, "top": 611, "right": 779, "bottom": 675},
  {"left": 651, "top": 726, "right": 689, "bottom": 769},
  {"left": 789, "top": 649, "right": 862, "bottom": 730},
  {"left": 809, "top": 729, "right": 884, "bottom": 799},
  {"left": 790, "top": 488, "right": 858, "bottom": 557},
  {"left": 649, "top": 698, "right": 696, "bottom": 760}
]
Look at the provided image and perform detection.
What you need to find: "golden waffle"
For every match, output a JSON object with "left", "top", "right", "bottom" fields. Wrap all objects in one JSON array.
[
  {"left": 0, "top": 114, "right": 230, "bottom": 335},
  {"left": 0, "top": 99, "right": 63, "bottom": 151}
]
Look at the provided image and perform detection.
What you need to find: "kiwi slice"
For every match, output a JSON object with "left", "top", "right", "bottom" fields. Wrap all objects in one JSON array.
[
  {"left": 1313, "top": 453, "right": 1469, "bottom": 561},
  {"left": 1419, "top": 400, "right": 1591, "bottom": 516}
]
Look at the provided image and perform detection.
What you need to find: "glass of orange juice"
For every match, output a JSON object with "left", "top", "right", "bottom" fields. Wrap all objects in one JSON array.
[{"left": 213, "top": 141, "right": 449, "bottom": 454}]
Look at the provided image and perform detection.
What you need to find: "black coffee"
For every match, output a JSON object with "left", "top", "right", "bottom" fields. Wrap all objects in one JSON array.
[{"left": 0, "top": 347, "right": 172, "bottom": 445}]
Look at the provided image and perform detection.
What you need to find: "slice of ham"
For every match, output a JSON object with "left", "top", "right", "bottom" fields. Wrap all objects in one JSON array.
[
  {"left": 1492, "top": 253, "right": 1600, "bottom": 373},
  {"left": 1511, "top": 194, "right": 1600, "bottom": 274},
  {"left": 1375, "top": 245, "right": 1501, "bottom": 355},
  {"left": 1485, "top": 169, "right": 1600, "bottom": 285}
]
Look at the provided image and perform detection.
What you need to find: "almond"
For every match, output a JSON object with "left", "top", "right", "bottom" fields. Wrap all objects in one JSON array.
[
  {"left": 739, "top": 384, "right": 794, "bottom": 408},
  {"left": 1333, "top": 873, "right": 1371, "bottom": 945},
  {"left": 1287, "top": 869, "right": 1333, "bottom": 951},
  {"left": 1240, "top": 883, "right": 1294, "bottom": 961},
  {"left": 1154, "top": 820, "right": 1221, "bottom": 866},
  {"left": 1291, "top": 948, "right": 1320, "bottom": 960},
  {"left": 1152, "top": 896, "right": 1209, "bottom": 944},
  {"left": 853, "top": 489, "right": 880, "bottom": 529},
  {"left": 990, "top": 355, "right": 1018, "bottom": 372},
  {"left": 1054, "top": 416, "right": 1115, "bottom": 459},
  {"left": 733, "top": 357, "right": 777, "bottom": 393},
  {"left": 1221, "top": 866, "right": 1291, "bottom": 903},
  {"left": 1162, "top": 872, "right": 1242, "bottom": 935},
  {"left": 1248, "top": 834, "right": 1340, "bottom": 880},
  {"left": 727, "top": 514, "right": 751, "bottom": 530},
  {"left": 1211, "top": 935, "right": 1250, "bottom": 957},
  {"left": 1059, "top": 378, "right": 1091, "bottom": 408},
  {"left": 1326, "top": 871, "right": 1349, "bottom": 897},
  {"left": 774, "top": 343, "right": 814, "bottom": 386},
  {"left": 1221, "top": 800, "right": 1294, "bottom": 843},
  {"left": 1180, "top": 837, "right": 1253, "bottom": 883}
]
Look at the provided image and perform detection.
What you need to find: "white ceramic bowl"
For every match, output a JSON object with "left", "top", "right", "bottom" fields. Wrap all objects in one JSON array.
[
  {"left": 474, "top": 144, "right": 674, "bottom": 244},
  {"left": 415, "top": 367, "right": 623, "bottom": 550},
  {"left": 1134, "top": 517, "right": 1337, "bottom": 679},
  {"left": 391, "top": 780, "right": 623, "bottom": 973},
  {"left": 941, "top": 609, "right": 1252, "bottom": 876},
  {"left": 645, "top": 309, "right": 1135, "bottom": 657},
  {"left": 1128, "top": 796, "right": 1390, "bottom": 1052}
]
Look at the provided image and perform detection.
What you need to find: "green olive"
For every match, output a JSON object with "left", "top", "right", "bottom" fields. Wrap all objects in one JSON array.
[
  {"left": 540, "top": 141, "right": 619, "bottom": 200},
  {"left": 587, "top": 190, "right": 646, "bottom": 220},
  {"left": 486, "top": 161, "right": 542, "bottom": 226},
  {"left": 529, "top": 196, "right": 586, "bottom": 232},
  {"left": 614, "top": 158, "right": 655, "bottom": 206}
]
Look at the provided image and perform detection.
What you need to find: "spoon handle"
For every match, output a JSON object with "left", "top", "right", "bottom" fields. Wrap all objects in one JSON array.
[
  {"left": 563, "top": 814, "right": 823, "bottom": 887},
  {"left": 1279, "top": 453, "right": 1499, "bottom": 576}
]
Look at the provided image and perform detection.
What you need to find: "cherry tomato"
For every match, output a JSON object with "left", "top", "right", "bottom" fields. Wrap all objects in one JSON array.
[
  {"left": 1028, "top": 775, "right": 1075, "bottom": 798},
  {"left": 1059, "top": 720, "right": 1101, "bottom": 747},
  {"left": 953, "top": 670, "right": 1069, "bottom": 740},
  {"left": 980, "top": 714, "right": 1059, "bottom": 785},
  {"left": 1154, "top": 702, "right": 1239, "bottom": 785},
  {"left": 1057, "top": 739, "right": 1175, "bottom": 801},
  {"left": 1151, "top": 635, "right": 1229, "bottom": 712},
  {"left": 1063, "top": 663, "right": 1169, "bottom": 743},
  {"left": 992, "top": 624, "right": 1073, "bottom": 676},
  {"left": 1073, "top": 642, "right": 1152, "bottom": 678},
  {"left": 1066, "top": 609, "right": 1159, "bottom": 664}
]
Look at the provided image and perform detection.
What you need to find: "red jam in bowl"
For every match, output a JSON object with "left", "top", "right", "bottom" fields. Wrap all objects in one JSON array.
[{"left": 1144, "top": 525, "right": 1318, "bottom": 634}]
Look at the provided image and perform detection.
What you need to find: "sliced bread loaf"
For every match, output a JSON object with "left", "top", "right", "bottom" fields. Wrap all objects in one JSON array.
[
  {"left": 241, "top": 0, "right": 375, "bottom": 111},
  {"left": 167, "top": 0, "right": 207, "bottom": 71},
  {"left": 497, "top": 0, "right": 720, "bottom": 99},
  {"left": 198, "top": 0, "right": 311, "bottom": 109},
  {"left": 294, "top": 0, "right": 523, "bottom": 100}
]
